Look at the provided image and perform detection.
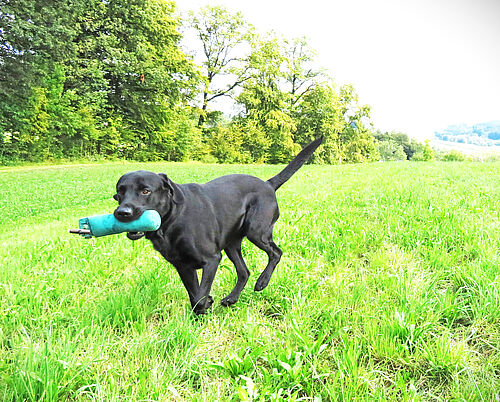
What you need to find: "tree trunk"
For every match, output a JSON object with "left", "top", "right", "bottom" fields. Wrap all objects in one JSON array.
[{"left": 198, "top": 90, "right": 208, "bottom": 127}]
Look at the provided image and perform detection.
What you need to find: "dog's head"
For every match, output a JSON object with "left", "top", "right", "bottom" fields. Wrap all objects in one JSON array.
[{"left": 113, "top": 170, "right": 183, "bottom": 225}]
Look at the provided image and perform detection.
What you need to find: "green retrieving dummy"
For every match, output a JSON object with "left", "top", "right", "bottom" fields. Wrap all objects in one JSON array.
[{"left": 69, "top": 210, "right": 161, "bottom": 239}]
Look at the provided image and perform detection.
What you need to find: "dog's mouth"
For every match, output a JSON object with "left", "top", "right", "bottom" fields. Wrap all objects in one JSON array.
[
  {"left": 114, "top": 209, "right": 146, "bottom": 240},
  {"left": 113, "top": 208, "right": 144, "bottom": 223},
  {"left": 127, "top": 231, "right": 145, "bottom": 241},
  {"left": 113, "top": 207, "right": 158, "bottom": 240}
]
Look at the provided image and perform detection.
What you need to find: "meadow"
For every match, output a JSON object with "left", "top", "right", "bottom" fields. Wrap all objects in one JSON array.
[{"left": 0, "top": 161, "right": 498, "bottom": 401}]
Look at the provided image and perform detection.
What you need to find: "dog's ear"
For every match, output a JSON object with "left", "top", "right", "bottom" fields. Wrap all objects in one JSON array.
[{"left": 158, "top": 173, "right": 184, "bottom": 204}]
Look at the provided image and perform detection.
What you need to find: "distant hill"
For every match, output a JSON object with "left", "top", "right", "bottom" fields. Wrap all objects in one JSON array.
[
  {"left": 434, "top": 121, "right": 500, "bottom": 147},
  {"left": 430, "top": 139, "right": 500, "bottom": 156}
]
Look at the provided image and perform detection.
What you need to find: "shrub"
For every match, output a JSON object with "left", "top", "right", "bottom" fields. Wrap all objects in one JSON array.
[{"left": 441, "top": 150, "right": 468, "bottom": 161}]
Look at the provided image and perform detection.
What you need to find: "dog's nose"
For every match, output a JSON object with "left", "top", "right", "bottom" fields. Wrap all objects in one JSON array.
[{"left": 114, "top": 206, "right": 134, "bottom": 220}]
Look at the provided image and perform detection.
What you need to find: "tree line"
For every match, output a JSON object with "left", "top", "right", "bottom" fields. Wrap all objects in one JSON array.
[{"left": 0, "top": 1, "right": 430, "bottom": 165}]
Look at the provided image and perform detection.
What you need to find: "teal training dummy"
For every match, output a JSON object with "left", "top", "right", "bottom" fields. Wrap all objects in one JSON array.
[{"left": 69, "top": 210, "right": 161, "bottom": 239}]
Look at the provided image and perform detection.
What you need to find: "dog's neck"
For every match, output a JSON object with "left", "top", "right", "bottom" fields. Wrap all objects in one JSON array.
[{"left": 158, "top": 189, "right": 184, "bottom": 228}]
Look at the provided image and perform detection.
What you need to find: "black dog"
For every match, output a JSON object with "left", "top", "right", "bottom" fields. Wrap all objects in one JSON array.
[{"left": 113, "top": 137, "right": 323, "bottom": 314}]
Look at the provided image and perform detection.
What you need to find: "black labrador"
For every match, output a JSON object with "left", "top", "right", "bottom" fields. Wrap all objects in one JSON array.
[{"left": 113, "top": 137, "right": 323, "bottom": 314}]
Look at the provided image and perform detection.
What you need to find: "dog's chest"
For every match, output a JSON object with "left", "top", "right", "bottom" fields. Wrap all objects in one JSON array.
[{"left": 147, "top": 230, "right": 203, "bottom": 269}]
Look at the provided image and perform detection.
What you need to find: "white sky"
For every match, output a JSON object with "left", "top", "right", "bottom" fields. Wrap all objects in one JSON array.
[{"left": 177, "top": 0, "right": 500, "bottom": 140}]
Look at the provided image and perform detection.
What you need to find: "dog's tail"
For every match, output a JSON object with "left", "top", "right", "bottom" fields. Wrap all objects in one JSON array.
[{"left": 267, "top": 136, "right": 324, "bottom": 191}]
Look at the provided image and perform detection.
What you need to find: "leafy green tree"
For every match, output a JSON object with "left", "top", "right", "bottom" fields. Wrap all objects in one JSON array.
[
  {"left": 294, "top": 83, "right": 378, "bottom": 163},
  {"left": 0, "top": 0, "right": 382, "bottom": 166},
  {"left": 374, "top": 130, "right": 423, "bottom": 160},
  {"left": 293, "top": 83, "right": 343, "bottom": 163},
  {"left": 340, "top": 125, "right": 380, "bottom": 163},
  {"left": 236, "top": 36, "right": 298, "bottom": 163},
  {"left": 202, "top": 125, "right": 253, "bottom": 163},
  {"left": 22, "top": 87, "right": 50, "bottom": 158},
  {"left": 76, "top": 0, "right": 200, "bottom": 155},
  {"left": 0, "top": 0, "right": 201, "bottom": 162},
  {"left": 0, "top": 0, "right": 79, "bottom": 149},
  {"left": 411, "top": 140, "right": 435, "bottom": 161},
  {"left": 335, "top": 85, "right": 378, "bottom": 162},
  {"left": 422, "top": 140, "right": 436, "bottom": 161},
  {"left": 283, "top": 37, "right": 323, "bottom": 107},
  {"left": 441, "top": 150, "right": 468, "bottom": 161},
  {"left": 393, "top": 133, "right": 420, "bottom": 159},
  {"left": 378, "top": 140, "right": 407, "bottom": 161},
  {"left": 187, "top": 6, "right": 254, "bottom": 126}
]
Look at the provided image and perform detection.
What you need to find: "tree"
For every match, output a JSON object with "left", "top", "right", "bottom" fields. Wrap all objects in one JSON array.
[
  {"left": 374, "top": 130, "right": 423, "bottom": 160},
  {"left": 283, "top": 37, "right": 323, "bottom": 108},
  {"left": 74, "top": 0, "right": 200, "bottom": 156},
  {"left": 235, "top": 36, "right": 378, "bottom": 164},
  {"left": 422, "top": 140, "right": 436, "bottom": 161},
  {"left": 441, "top": 150, "right": 467, "bottom": 161},
  {"left": 293, "top": 83, "right": 343, "bottom": 163},
  {"left": 187, "top": 6, "right": 254, "bottom": 127},
  {"left": 294, "top": 82, "right": 380, "bottom": 164},
  {"left": 236, "top": 36, "right": 298, "bottom": 163},
  {"left": 0, "top": 0, "right": 78, "bottom": 136},
  {"left": 0, "top": 0, "right": 201, "bottom": 161},
  {"left": 0, "top": 1, "right": 382, "bottom": 165},
  {"left": 378, "top": 140, "right": 407, "bottom": 161},
  {"left": 411, "top": 140, "right": 435, "bottom": 161}
]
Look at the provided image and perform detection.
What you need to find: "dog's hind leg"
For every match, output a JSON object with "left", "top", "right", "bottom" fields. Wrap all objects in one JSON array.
[
  {"left": 221, "top": 240, "right": 250, "bottom": 306},
  {"left": 247, "top": 227, "right": 282, "bottom": 292}
]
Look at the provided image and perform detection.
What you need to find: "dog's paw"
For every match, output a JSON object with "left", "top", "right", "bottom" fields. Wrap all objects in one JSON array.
[
  {"left": 193, "top": 295, "right": 214, "bottom": 315},
  {"left": 193, "top": 306, "right": 206, "bottom": 315},
  {"left": 254, "top": 275, "right": 270, "bottom": 292},
  {"left": 220, "top": 295, "right": 237, "bottom": 307}
]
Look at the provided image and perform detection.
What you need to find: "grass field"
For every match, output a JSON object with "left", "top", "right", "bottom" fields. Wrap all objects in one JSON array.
[{"left": 0, "top": 161, "right": 499, "bottom": 401}]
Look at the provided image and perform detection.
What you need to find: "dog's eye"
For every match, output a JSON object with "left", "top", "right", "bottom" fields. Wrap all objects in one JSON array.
[{"left": 141, "top": 189, "right": 151, "bottom": 195}]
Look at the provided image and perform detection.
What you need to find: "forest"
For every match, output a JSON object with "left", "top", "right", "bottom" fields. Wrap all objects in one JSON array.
[
  {"left": 0, "top": 1, "right": 432, "bottom": 165},
  {"left": 435, "top": 121, "right": 500, "bottom": 147}
]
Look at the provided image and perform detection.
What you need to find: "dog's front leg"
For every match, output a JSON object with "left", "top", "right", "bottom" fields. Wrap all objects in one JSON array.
[
  {"left": 192, "top": 253, "right": 222, "bottom": 315},
  {"left": 176, "top": 267, "right": 200, "bottom": 308}
]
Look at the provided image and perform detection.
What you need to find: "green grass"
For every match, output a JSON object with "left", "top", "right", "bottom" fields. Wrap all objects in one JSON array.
[{"left": 0, "top": 161, "right": 499, "bottom": 400}]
